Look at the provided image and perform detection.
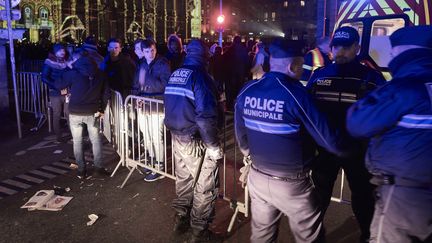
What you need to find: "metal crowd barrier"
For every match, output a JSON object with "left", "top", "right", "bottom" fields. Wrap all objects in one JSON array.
[
  {"left": 105, "top": 95, "right": 350, "bottom": 232},
  {"left": 111, "top": 95, "right": 172, "bottom": 188},
  {"left": 16, "top": 72, "right": 50, "bottom": 131},
  {"left": 106, "top": 90, "right": 126, "bottom": 176},
  {"left": 220, "top": 112, "right": 250, "bottom": 232},
  {"left": 18, "top": 59, "right": 45, "bottom": 73}
]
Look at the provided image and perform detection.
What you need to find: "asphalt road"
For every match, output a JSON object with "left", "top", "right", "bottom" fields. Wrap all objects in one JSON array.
[{"left": 0, "top": 115, "right": 361, "bottom": 243}]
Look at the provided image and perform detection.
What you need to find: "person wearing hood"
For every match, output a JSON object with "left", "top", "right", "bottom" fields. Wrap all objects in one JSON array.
[
  {"left": 41, "top": 43, "right": 69, "bottom": 143},
  {"left": 346, "top": 25, "right": 432, "bottom": 243},
  {"left": 164, "top": 39, "right": 223, "bottom": 242},
  {"left": 82, "top": 36, "right": 104, "bottom": 66},
  {"left": 223, "top": 36, "right": 250, "bottom": 111},
  {"left": 57, "top": 49, "right": 111, "bottom": 179},
  {"left": 100, "top": 38, "right": 136, "bottom": 99},
  {"left": 307, "top": 26, "right": 386, "bottom": 243},
  {"left": 165, "top": 34, "right": 186, "bottom": 71}
]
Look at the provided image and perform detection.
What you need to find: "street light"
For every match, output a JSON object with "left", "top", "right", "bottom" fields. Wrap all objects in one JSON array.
[
  {"left": 217, "top": 14, "right": 225, "bottom": 24},
  {"left": 218, "top": 0, "right": 223, "bottom": 47}
]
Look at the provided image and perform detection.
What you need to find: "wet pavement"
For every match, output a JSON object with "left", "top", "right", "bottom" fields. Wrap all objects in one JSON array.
[{"left": 0, "top": 114, "right": 361, "bottom": 243}]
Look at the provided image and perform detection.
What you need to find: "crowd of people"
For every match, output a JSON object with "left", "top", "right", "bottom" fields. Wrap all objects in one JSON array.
[{"left": 37, "top": 25, "right": 432, "bottom": 243}]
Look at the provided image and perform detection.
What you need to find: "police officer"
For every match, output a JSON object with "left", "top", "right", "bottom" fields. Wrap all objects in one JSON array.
[
  {"left": 235, "top": 38, "right": 345, "bottom": 243},
  {"left": 346, "top": 25, "right": 432, "bottom": 243},
  {"left": 299, "top": 36, "right": 332, "bottom": 85},
  {"left": 307, "top": 26, "right": 386, "bottom": 242},
  {"left": 164, "top": 39, "right": 223, "bottom": 242}
]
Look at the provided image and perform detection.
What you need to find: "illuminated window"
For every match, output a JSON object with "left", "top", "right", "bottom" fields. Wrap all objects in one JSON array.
[
  {"left": 264, "top": 12, "right": 268, "bottom": 18},
  {"left": 40, "top": 7, "right": 48, "bottom": 20},
  {"left": 300, "top": 0, "right": 305, "bottom": 7},
  {"left": 271, "top": 12, "right": 276, "bottom": 21},
  {"left": 284, "top": 1, "right": 288, "bottom": 7}
]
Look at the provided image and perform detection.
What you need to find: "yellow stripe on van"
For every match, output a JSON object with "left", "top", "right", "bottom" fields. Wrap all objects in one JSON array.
[{"left": 424, "top": 0, "right": 431, "bottom": 25}]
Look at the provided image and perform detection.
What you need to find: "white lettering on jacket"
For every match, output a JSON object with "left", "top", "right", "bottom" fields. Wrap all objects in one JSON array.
[{"left": 244, "top": 96, "right": 284, "bottom": 121}]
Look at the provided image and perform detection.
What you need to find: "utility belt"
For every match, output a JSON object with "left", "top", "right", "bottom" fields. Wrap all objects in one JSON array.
[
  {"left": 370, "top": 174, "right": 432, "bottom": 190},
  {"left": 251, "top": 164, "right": 310, "bottom": 181}
]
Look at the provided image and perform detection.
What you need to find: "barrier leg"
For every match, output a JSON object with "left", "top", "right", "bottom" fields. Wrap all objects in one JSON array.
[
  {"left": 120, "top": 166, "right": 136, "bottom": 188},
  {"left": 47, "top": 106, "right": 52, "bottom": 133},
  {"left": 111, "top": 156, "right": 124, "bottom": 177},
  {"left": 228, "top": 205, "right": 240, "bottom": 233},
  {"left": 227, "top": 185, "right": 249, "bottom": 232}
]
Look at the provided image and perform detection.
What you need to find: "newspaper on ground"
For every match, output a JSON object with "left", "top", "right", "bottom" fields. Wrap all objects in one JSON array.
[{"left": 21, "top": 190, "right": 73, "bottom": 211}]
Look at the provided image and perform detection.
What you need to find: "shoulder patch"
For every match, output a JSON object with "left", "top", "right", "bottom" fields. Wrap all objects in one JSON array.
[{"left": 168, "top": 68, "right": 193, "bottom": 85}]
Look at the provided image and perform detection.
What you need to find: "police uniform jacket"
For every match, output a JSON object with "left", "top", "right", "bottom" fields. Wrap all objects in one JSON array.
[
  {"left": 235, "top": 72, "right": 342, "bottom": 177},
  {"left": 307, "top": 60, "right": 386, "bottom": 130},
  {"left": 300, "top": 47, "right": 332, "bottom": 83},
  {"left": 347, "top": 48, "right": 432, "bottom": 185},
  {"left": 164, "top": 57, "right": 220, "bottom": 148}
]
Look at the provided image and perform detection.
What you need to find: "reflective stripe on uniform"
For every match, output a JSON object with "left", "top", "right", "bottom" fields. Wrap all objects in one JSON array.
[
  {"left": 243, "top": 117, "right": 300, "bottom": 134},
  {"left": 311, "top": 49, "right": 324, "bottom": 70},
  {"left": 397, "top": 114, "right": 432, "bottom": 129},
  {"left": 164, "top": 87, "right": 195, "bottom": 100},
  {"left": 302, "top": 64, "right": 313, "bottom": 71},
  {"left": 315, "top": 91, "right": 358, "bottom": 103}
]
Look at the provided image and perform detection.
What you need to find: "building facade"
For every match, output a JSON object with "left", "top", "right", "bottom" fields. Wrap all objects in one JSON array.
[
  {"left": 0, "top": 0, "right": 202, "bottom": 44},
  {"left": 222, "top": 0, "right": 317, "bottom": 44}
]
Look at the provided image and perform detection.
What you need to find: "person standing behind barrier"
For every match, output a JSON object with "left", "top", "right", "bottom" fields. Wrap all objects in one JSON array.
[
  {"left": 100, "top": 38, "right": 136, "bottom": 99},
  {"left": 223, "top": 36, "right": 250, "bottom": 111},
  {"left": 299, "top": 36, "right": 332, "bottom": 85},
  {"left": 133, "top": 38, "right": 171, "bottom": 182},
  {"left": 235, "top": 37, "right": 345, "bottom": 243},
  {"left": 307, "top": 26, "right": 386, "bottom": 243},
  {"left": 57, "top": 49, "right": 111, "bottom": 179},
  {"left": 346, "top": 25, "right": 432, "bottom": 243},
  {"left": 165, "top": 34, "right": 186, "bottom": 72},
  {"left": 164, "top": 39, "right": 223, "bottom": 242},
  {"left": 41, "top": 43, "right": 69, "bottom": 143},
  {"left": 133, "top": 38, "right": 171, "bottom": 96}
]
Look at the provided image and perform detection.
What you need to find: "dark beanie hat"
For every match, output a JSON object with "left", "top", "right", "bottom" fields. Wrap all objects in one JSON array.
[
  {"left": 269, "top": 38, "right": 304, "bottom": 58},
  {"left": 390, "top": 25, "right": 432, "bottom": 48},
  {"left": 186, "top": 39, "right": 208, "bottom": 58},
  {"left": 53, "top": 43, "right": 65, "bottom": 54}
]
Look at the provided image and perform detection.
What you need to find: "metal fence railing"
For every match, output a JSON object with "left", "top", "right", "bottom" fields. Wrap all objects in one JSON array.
[{"left": 16, "top": 72, "right": 50, "bottom": 131}]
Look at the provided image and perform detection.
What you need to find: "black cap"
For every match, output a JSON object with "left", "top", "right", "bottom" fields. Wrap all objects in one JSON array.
[
  {"left": 269, "top": 38, "right": 304, "bottom": 58},
  {"left": 330, "top": 26, "right": 360, "bottom": 47},
  {"left": 390, "top": 25, "right": 432, "bottom": 48}
]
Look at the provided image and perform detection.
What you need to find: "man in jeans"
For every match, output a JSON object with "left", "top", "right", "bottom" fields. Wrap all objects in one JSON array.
[{"left": 57, "top": 48, "right": 111, "bottom": 179}]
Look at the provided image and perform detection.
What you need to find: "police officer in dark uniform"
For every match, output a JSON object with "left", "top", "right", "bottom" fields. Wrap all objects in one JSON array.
[
  {"left": 235, "top": 38, "right": 345, "bottom": 243},
  {"left": 164, "top": 39, "right": 223, "bottom": 242},
  {"left": 307, "top": 26, "right": 386, "bottom": 242},
  {"left": 347, "top": 25, "right": 432, "bottom": 243}
]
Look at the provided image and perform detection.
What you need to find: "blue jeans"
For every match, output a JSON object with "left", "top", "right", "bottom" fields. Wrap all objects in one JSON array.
[{"left": 69, "top": 114, "right": 103, "bottom": 171}]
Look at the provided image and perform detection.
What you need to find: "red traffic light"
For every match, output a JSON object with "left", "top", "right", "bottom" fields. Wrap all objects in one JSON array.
[{"left": 217, "top": 15, "right": 225, "bottom": 24}]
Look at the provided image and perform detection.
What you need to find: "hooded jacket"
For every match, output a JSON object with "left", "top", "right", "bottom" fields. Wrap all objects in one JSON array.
[
  {"left": 57, "top": 56, "right": 110, "bottom": 115},
  {"left": 41, "top": 53, "right": 68, "bottom": 96},
  {"left": 82, "top": 42, "right": 104, "bottom": 65},
  {"left": 164, "top": 54, "right": 220, "bottom": 148},
  {"left": 165, "top": 34, "right": 186, "bottom": 71},
  {"left": 347, "top": 48, "right": 432, "bottom": 184}
]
